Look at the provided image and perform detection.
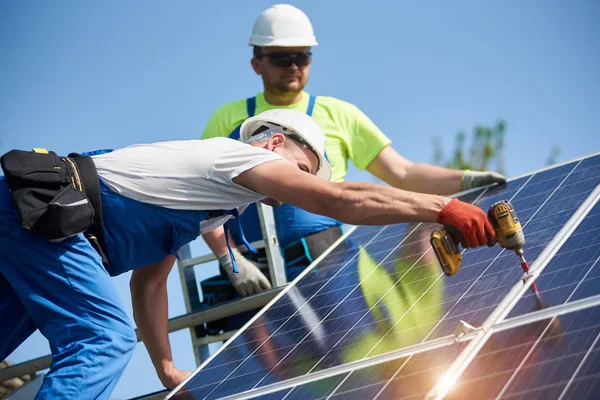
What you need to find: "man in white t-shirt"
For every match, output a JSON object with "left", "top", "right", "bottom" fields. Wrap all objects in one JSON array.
[{"left": 0, "top": 109, "right": 496, "bottom": 399}]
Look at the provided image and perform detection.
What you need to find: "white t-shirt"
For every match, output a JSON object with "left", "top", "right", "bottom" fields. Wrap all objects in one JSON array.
[{"left": 92, "top": 138, "right": 283, "bottom": 234}]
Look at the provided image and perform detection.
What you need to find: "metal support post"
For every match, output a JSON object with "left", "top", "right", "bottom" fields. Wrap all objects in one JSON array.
[{"left": 256, "top": 202, "right": 287, "bottom": 287}]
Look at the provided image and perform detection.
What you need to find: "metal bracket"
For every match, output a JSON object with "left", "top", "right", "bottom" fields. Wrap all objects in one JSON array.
[{"left": 453, "top": 320, "right": 476, "bottom": 342}]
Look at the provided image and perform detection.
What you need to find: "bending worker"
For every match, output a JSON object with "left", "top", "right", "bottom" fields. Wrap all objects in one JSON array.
[
  {"left": 1, "top": 109, "right": 494, "bottom": 398},
  {"left": 201, "top": 4, "right": 506, "bottom": 294}
]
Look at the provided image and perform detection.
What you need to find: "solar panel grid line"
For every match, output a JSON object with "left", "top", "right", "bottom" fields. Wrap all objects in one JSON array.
[
  {"left": 303, "top": 185, "right": 491, "bottom": 378},
  {"left": 165, "top": 225, "right": 360, "bottom": 399},
  {"left": 425, "top": 172, "right": 600, "bottom": 400},
  {"left": 479, "top": 160, "right": 594, "bottom": 332},
  {"left": 269, "top": 181, "right": 497, "bottom": 400},
  {"left": 501, "top": 151, "right": 599, "bottom": 183},
  {"left": 494, "top": 313, "right": 583, "bottom": 398},
  {"left": 211, "top": 334, "right": 473, "bottom": 400},
  {"left": 312, "top": 242, "right": 442, "bottom": 373},
  {"left": 328, "top": 241, "right": 471, "bottom": 398},
  {"left": 324, "top": 270, "right": 443, "bottom": 398},
  {"left": 200, "top": 226, "right": 413, "bottom": 369},
  {"left": 171, "top": 168, "right": 521, "bottom": 398},
  {"left": 251, "top": 186, "right": 500, "bottom": 398},
  {"left": 248, "top": 296, "right": 600, "bottom": 400},
  {"left": 494, "top": 229, "right": 600, "bottom": 398},
  {"left": 494, "top": 310, "right": 600, "bottom": 399},
  {"left": 556, "top": 332, "right": 600, "bottom": 400},
  {"left": 506, "top": 202, "right": 600, "bottom": 318},
  {"left": 169, "top": 154, "right": 600, "bottom": 400},
  {"left": 247, "top": 223, "right": 430, "bottom": 391},
  {"left": 413, "top": 175, "right": 537, "bottom": 335},
  {"left": 492, "top": 293, "right": 600, "bottom": 335},
  {"left": 324, "top": 263, "right": 445, "bottom": 399},
  {"left": 448, "top": 304, "right": 600, "bottom": 400},
  {"left": 195, "top": 225, "right": 395, "bottom": 400},
  {"left": 371, "top": 170, "right": 559, "bottom": 400},
  {"left": 554, "top": 255, "right": 599, "bottom": 304},
  {"left": 483, "top": 181, "right": 600, "bottom": 333},
  {"left": 446, "top": 201, "right": 600, "bottom": 400},
  {"left": 173, "top": 165, "right": 528, "bottom": 396}
]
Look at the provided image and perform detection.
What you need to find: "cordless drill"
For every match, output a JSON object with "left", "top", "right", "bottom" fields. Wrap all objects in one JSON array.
[
  {"left": 431, "top": 199, "right": 562, "bottom": 339},
  {"left": 430, "top": 199, "right": 529, "bottom": 276}
]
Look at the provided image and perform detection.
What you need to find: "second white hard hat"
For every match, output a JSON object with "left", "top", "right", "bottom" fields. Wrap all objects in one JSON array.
[
  {"left": 249, "top": 4, "right": 318, "bottom": 47},
  {"left": 240, "top": 109, "right": 331, "bottom": 180}
]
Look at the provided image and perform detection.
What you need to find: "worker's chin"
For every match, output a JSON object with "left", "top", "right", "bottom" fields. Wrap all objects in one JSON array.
[
  {"left": 277, "top": 81, "right": 304, "bottom": 94},
  {"left": 260, "top": 198, "right": 283, "bottom": 207}
]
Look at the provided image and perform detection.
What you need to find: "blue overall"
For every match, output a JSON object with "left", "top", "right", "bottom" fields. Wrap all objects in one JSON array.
[
  {"left": 227, "top": 96, "right": 342, "bottom": 279},
  {"left": 0, "top": 171, "right": 250, "bottom": 398}
]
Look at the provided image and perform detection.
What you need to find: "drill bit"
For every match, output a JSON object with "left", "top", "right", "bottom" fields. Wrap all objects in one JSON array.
[{"left": 515, "top": 248, "right": 538, "bottom": 292}]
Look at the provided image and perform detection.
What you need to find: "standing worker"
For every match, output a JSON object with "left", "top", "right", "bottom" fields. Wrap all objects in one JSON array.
[
  {"left": 201, "top": 4, "right": 506, "bottom": 295},
  {"left": 0, "top": 109, "right": 495, "bottom": 398}
]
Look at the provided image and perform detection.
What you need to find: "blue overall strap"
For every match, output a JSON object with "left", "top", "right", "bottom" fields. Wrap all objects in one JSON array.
[
  {"left": 247, "top": 96, "right": 257, "bottom": 117},
  {"left": 80, "top": 149, "right": 114, "bottom": 157},
  {"left": 305, "top": 95, "right": 330, "bottom": 162},
  {"left": 222, "top": 208, "right": 258, "bottom": 273},
  {"left": 228, "top": 97, "right": 257, "bottom": 141},
  {"left": 307, "top": 95, "right": 316, "bottom": 117}
]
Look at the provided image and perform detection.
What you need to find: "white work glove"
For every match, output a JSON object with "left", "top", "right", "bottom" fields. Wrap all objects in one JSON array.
[
  {"left": 219, "top": 248, "right": 272, "bottom": 297},
  {"left": 461, "top": 170, "right": 507, "bottom": 190}
]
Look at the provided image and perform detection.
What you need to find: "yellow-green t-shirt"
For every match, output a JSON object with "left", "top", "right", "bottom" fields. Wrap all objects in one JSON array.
[{"left": 201, "top": 92, "right": 391, "bottom": 183}]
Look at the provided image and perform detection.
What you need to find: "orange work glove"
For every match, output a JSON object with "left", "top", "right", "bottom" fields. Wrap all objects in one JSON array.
[{"left": 437, "top": 199, "right": 496, "bottom": 248}]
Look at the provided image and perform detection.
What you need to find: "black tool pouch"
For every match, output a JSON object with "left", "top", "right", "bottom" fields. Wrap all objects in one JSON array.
[{"left": 1, "top": 149, "right": 97, "bottom": 241}]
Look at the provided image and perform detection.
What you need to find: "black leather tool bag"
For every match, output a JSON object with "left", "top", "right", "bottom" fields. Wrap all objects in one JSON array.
[{"left": 1, "top": 149, "right": 103, "bottom": 242}]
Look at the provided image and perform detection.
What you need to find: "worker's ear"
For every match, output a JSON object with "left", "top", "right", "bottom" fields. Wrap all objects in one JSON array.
[
  {"left": 266, "top": 133, "right": 286, "bottom": 151},
  {"left": 251, "top": 57, "right": 261, "bottom": 75}
]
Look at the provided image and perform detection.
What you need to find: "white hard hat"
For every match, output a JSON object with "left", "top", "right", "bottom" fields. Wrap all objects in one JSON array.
[
  {"left": 249, "top": 4, "right": 318, "bottom": 47},
  {"left": 241, "top": 109, "right": 332, "bottom": 180}
]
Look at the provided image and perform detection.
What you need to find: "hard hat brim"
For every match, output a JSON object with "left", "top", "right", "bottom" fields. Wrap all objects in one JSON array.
[{"left": 248, "top": 37, "right": 318, "bottom": 47}]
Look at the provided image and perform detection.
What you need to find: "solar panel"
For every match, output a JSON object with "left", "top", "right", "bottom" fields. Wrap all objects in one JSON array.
[
  {"left": 507, "top": 201, "right": 600, "bottom": 317},
  {"left": 168, "top": 153, "right": 599, "bottom": 400},
  {"left": 448, "top": 305, "right": 600, "bottom": 399},
  {"left": 261, "top": 342, "right": 468, "bottom": 400}
]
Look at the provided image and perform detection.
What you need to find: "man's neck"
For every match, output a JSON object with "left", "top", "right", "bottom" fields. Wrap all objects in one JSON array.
[{"left": 263, "top": 90, "right": 303, "bottom": 106}]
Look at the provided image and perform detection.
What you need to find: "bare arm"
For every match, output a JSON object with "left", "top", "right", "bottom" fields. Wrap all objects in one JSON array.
[
  {"left": 130, "top": 255, "right": 189, "bottom": 389},
  {"left": 202, "top": 225, "right": 231, "bottom": 256},
  {"left": 366, "top": 146, "right": 464, "bottom": 195},
  {"left": 233, "top": 160, "right": 450, "bottom": 226}
]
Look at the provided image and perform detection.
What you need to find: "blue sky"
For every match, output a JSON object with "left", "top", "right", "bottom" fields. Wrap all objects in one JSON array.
[{"left": 1, "top": 1, "right": 599, "bottom": 398}]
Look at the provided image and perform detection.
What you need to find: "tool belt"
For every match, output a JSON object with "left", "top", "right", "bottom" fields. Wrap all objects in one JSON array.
[
  {"left": 1, "top": 148, "right": 109, "bottom": 268},
  {"left": 283, "top": 225, "right": 344, "bottom": 265}
]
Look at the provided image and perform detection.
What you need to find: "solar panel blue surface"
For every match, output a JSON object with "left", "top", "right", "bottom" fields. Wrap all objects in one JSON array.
[
  {"left": 508, "top": 201, "right": 600, "bottom": 317},
  {"left": 251, "top": 343, "right": 466, "bottom": 400},
  {"left": 169, "top": 154, "right": 600, "bottom": 400},
  {"left": 448, "top": 305, "right": 600, "bottom": 400}
]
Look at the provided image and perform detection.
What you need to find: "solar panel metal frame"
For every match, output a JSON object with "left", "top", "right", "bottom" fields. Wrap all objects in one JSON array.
[
  {"left": 167, "top": 152, "right": 600, "bottom": 400},
  {"left": 426, "top": 180, "right": 600, "bottom": 399}
]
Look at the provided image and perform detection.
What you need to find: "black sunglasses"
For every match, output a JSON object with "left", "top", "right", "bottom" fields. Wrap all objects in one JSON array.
[{"left": 257, "top": 51, "right": 312, "bottom": 68}]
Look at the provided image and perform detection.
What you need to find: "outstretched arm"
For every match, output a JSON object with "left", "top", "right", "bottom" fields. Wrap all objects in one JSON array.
[
  {"left": 234, "top": 159, "right": 494, "bottom": 247},
  {"left": 130, "top": 255, "right": 190, "bottom": 389},
  {"left": 367, "top": 146, "right": 505, "bottom": 195}
]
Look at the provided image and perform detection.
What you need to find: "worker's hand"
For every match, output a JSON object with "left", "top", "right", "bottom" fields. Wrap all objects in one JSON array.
[
  {"left": 219, "top": 248, "right": 272, "bottom": 297},
  {"left": 437, "top": 199, "right": 496, "bottom": 248},
  {"left": 461, "top": 170, "right": 507, "bottom": 190},
  {"left": 159, "top": 364, "right": 192, "bottom": 390}
]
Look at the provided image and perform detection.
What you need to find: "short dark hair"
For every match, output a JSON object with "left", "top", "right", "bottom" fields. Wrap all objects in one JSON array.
[{"left": 253, "top": 46, "right": 262, "bottom": 58}]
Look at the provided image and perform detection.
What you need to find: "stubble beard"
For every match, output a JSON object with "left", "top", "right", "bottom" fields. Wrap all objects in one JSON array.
[{"left": 269, "top": 75, "right": 307, "bottom": 97}]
